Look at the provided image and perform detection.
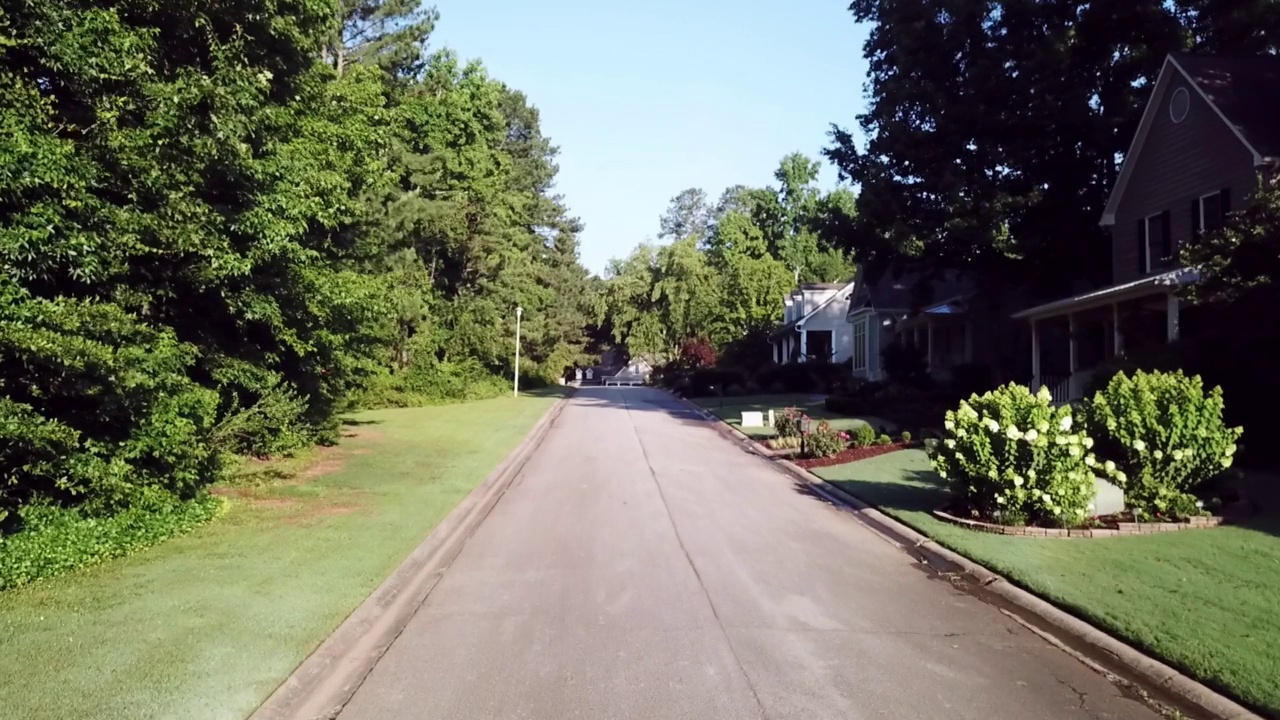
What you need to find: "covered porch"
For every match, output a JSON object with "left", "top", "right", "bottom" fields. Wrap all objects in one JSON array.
[
  {"left": 897, "top": 297, "right": 974, "bottom": 382},
  {"left": 768, "top": 324, "right": 834, "bottom": 364},
  {"left": 1013, "top": 269, "right": 1196, "bottom": 403}
]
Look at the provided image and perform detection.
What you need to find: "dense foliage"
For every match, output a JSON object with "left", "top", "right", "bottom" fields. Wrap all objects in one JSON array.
[
  {"left": 601, "top": 154, "right": 856, "bottom": 361},
  {"left": 928, "top": 384, "right": 1102, "bottom": 526},
  {"left": 1, "top": 1, "right": 597, "bottom": 534},
  {"left": 1081, "top": 371, "right": 1240, "bottom": 519},
  {"left": 829, "top": 0, "right": 1277, "bottom": 295},
  {"left": 803, "top": 422, "right": 847, "bottom": 459}
]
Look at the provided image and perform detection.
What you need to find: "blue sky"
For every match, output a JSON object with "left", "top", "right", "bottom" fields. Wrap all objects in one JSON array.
[{"left": 431, "top": 1, "right": 870, "bottom": 275}]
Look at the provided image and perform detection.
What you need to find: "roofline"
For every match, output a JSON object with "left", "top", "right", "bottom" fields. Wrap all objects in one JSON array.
[
  {"left": 794, "top": 277, "right": 858, "bottom": 328},
  {"left": 1100, "top": 54, "right": 1266, "bottom": 227},
  {"left": 1011, "top": 268, "right": 1197, "bottom": 320}
]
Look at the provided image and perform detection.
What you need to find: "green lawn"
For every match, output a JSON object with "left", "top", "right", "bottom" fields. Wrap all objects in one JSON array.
[
  {"left": 815, "top": 450, "right": 1280, "bottom": 716},
  {"left": 0, "top": 390, "right": 564, "bottom": 720},
  {"left": 692, "top": 393, "right": 893, "bottom": 439}
]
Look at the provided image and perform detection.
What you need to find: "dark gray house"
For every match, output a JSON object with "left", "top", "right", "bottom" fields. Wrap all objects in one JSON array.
[{"left": 1013, "top": 53, "right": 1280, "bottom": 402}]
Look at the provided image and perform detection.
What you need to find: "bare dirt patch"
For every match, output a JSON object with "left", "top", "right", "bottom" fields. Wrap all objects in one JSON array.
[{"left": 341, "top": 427, "right": 383, "bottom": 441}]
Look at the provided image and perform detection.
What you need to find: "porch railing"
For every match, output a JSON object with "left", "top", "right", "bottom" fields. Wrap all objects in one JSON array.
[{"left": 1037, "top": 374, "right": 1072, "bottom": 404}]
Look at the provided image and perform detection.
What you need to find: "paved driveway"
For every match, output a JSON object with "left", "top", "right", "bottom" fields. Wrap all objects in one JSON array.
[{"left": 339, "top": 387, "right": 1158, "bottom": 720}]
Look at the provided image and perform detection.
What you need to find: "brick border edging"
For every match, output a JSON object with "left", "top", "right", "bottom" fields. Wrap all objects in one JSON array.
[
  {"left": 669, "top": 391, "right": 1263, "bottom": 720},
  {"left": 933, "top": 507, "right": 1225, "bottom": 538}
]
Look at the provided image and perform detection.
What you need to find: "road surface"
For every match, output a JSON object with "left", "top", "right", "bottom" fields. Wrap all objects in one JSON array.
[{"left": 339, "top": 387, "right": 1159, "bottom": 720}]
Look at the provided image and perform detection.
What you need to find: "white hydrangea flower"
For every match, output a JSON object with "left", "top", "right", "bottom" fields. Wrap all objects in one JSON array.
[
  {"left": 1115, "top": 470, "right": 1127, "bottom": 483},
  {"left": 944, "top": 439, "right": 956, "bottom": 449},
  {"left": 1133, "top": 439, "right": 1146, "bottom": 452},
  {"left": 1153, "top": 449, "right": 1164, "bottom": 460},
  {"left": 1024, "top": 429, "right": 1039, "bottom": 442},
  {"left": 1195, "top": 500, "right": 1204, "bottom": 509},
  {"left": 1104, "top": 460, "right": 1116, "bottom": 473},
  {"left": 1068, "top": 445, "right": 1081, "bottom": 458},
  {"left": 1067, "top": 434, "right": 1080, "bottom": 445},
  {"left": 1221, "top": 458, "right": 1233, "bottom": 468},
  {"left": 1172, "top": 449, "right": 1184, "bottom": 461},
  {"left": 956, "top": 428, "right": 967, "bottom": 438},
  {"left": 1006, "top": 425, "right": 1024, "bottom": 440},
  {"left": 1082, "top": 437, "right": 1094, "bottom": 449},
  {"left": 1225, "top": 444, "right": 1237, "bottom": 457},
  {"left": 1085, "top": 455, "right": 1097, "bottom": 467},
  {"left": 1086, "top": 503, "right": 1095, "bottom": 513},
  {"left": 995, "top": 494, "right": 1006, "bottom": 505},
  {"left": 1012, "top": 476, "right": 1024, "bottom": 487},
  {"left": 944, "top": 419, "right": 955, "bottom": 431},
  {"left": 1037, "top": 385, "right": 1052, "bottom": 402},
  {"left": 1055, "top": 435, "right": 1068, "bottom": 446},
  {"left": 1036, "top": 421, "right": 1050, "bottom": 433},
  {"left": 985, "top": 418, "right": 1000, "bottom": 433},
  {"left": 1027, "top": 469, "right": 1037, "bottom": 481},
  {"left": 1060, "top": 415, "right": 1073, "bottom": 431}
]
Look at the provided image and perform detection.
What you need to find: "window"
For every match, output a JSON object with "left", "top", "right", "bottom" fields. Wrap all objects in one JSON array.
[
  {"left": 852, "top": 319, "right": 868, "bottom": 371},
  {"left": 1138, "top": 211, "right": 1171, "bottom": 273},
  {"left": 1193, "top": 189, "right": 1230, "bottom": 238},
  {"left": 1169, "top": 87, "right": 1190, "bottom": 123}
]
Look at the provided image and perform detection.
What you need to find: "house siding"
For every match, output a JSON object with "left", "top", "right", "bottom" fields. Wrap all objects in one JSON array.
[{"left": 1112, "top": 74, "right": 1262, "bottom": 284}]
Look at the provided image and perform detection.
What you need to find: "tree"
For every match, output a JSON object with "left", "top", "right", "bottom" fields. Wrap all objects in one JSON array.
[
  {"left": 329, "top": 0, "right": 440, "bottom": 79},
  {"left": 659, "top": 188, "right": 714, "bottom": 241}
]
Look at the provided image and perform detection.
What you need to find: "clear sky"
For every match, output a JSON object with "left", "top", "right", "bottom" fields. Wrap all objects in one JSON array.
[{"left": 431, "top": 1, "right": 870, "bottom": 275}]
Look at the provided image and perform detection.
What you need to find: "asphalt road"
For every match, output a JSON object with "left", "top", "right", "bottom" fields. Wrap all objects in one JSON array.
[{"left": 338, "top": 387, "right": 1160, "bottom": 720}]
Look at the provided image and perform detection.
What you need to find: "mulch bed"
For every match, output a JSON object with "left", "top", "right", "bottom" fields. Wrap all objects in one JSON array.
[{"left": 793, "top": 442, "right": 909, "bottom": 469}]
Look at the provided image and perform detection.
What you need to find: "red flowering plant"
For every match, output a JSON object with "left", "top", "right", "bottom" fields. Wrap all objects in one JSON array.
[
  {"left": 774, "top": 407, "right": 805, "bottom": 438},
  {"left": 804, "top": 421, "right": 847, "bottom": 458}
]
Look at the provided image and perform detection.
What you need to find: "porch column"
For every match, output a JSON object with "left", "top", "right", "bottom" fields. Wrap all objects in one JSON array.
[
  {"left": 926, "top": 321, "right": 934, "bottom": 372},
  {"left": 1166, "top": 294, "right": 1180, "bottom": 342},
  {"left": 1031, "top": 319, "right": 1041, "bottom": 391},
  {"left": 1068, "top": 313, "right": 1078, "bottom": 374},
  {"left": 799, "top": 329, "right": 808, "bottom": 363},
  {"left": 1112, "top": 303, "right": 1123, "bottom": 357}
]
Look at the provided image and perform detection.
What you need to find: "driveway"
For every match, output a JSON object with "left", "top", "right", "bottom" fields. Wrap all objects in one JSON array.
[{"left": 338, "top": 387, "right": 1159, "bottom": 720}]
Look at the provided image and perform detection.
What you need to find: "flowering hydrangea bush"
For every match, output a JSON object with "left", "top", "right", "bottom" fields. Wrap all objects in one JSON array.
[
  {"left": 804, "top": 421, "right": 848, "bottom": 458},
  {"left": 1081, "top": 370, "right": 1242, "bottom": 519},
  {"left": 774, "top": 407, "right": 804, "bottom": 438},
  {"left": 927, "top": 383, "right": 1106, "bottom": 526}
]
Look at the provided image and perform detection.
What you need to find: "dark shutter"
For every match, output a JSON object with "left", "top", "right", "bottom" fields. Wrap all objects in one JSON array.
[
  {"left": 1137, "top": 218, "right": 1146, "bottom": 273},
  {"left": 1191, "top": 197, "right": 1202, "bottom": 241},
  {"left": 1160, "top": 210, "right": 1172, "bottom": 261}
]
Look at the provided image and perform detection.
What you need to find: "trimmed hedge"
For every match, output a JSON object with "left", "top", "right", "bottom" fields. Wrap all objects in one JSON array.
[{"left": 0, "top": 496, "right": 225, "bottom": 591}]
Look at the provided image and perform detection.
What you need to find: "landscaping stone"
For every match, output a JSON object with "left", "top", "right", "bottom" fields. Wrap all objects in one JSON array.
[{"left": 1092, "top": 477, "right": 1126, "bottom": 516}]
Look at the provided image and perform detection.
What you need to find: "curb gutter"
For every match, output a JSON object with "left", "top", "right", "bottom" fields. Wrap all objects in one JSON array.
[
  {"left": 250, "top": 393, "right": 573, "bottom": 720},
  {"left": 675, "top": 393, "right": 1262, "bottom": 720}
]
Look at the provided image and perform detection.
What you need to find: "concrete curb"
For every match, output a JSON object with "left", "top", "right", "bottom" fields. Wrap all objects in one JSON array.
[
  {"left": 674, "top": 392, "right": 1262, "bottom": 720},
  {"left": 250, "top": 393, "right": 574, "bottom": 720}
]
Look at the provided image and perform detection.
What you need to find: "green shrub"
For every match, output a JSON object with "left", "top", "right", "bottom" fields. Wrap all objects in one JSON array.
[
  {"left": 768, "top": 436, "right": 802, "bottom": 450},
  {"left": 927, "top": 383, "right": 1105, "bottom": 526},
  {"left": 804, "top": 421, "right": 847, "bottom": 458},
  {"left": 901, "top": 431, "right": 913, "bottom": 444},
  {"left": 852, "top": 422, "right": 877, "bottom": 448},
  {"left": 1081, "top": 370, "right": 1242, "bottom": 519},
  {"left": 877, "top": 434, "right": 893, "bottom": 445},
  {"left": 0, "top": 496, "right": 225, "bottom": 591},
  {"left": 774, "top": 407, "right": 805, "bottom": 438}
]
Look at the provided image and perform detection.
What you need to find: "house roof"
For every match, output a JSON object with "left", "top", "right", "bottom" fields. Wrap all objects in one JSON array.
[
  {"left": 847, "top": 268, "right": 973, "bottom": 317},
  {"left": 770, "top": 277, "right": 858, "bottom": 342},
  {"left": 1011, "top": 267, "right": 1198, "bottom": 321},
  {"left": 1101, "top": 53, "right": 1280, "bottom": 225}
]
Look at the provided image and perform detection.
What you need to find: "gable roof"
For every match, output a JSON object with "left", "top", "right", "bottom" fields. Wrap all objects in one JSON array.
[
  {"left": 770, "top": 277, "right": 857, "bottom": 341},
  {"left": 847, "top": 267, "right": 973, "bottom": 317},
  {"left": 1101, "top": 52, "right": 1280, "bottom": 226}
]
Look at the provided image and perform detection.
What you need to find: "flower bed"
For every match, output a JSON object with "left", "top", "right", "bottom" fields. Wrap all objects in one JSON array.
[{"left": 794, "top": 442, "right": 909, "bottom": 469}]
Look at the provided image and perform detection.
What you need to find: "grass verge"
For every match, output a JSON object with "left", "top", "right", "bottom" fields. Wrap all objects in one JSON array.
[
  {"left": 691, "top": 393, "right": 893, "bottom": 439},
  {"left": 0, "top": 389, "right": 564, "bottom": 720},
  {"left": 814, "top": 449, "right": 1280, "bottom": 716}
]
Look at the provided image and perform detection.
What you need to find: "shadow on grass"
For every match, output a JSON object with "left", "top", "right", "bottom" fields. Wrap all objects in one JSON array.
[
  {"left": 826, "top": 470, "right": 950, "bottom": 515},
  {"left": 341, "top": 417, "right": 383, "bottom": 427}
]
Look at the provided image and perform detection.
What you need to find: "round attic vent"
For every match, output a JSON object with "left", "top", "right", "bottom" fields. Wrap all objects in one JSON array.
[{"left": 1169, "top": 87, "right": 1190, "bottom": 123}]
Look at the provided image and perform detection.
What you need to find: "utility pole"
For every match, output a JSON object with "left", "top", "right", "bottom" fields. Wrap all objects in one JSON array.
[{"left": 513, "top": 306, "right": 523, "bottom": 397}]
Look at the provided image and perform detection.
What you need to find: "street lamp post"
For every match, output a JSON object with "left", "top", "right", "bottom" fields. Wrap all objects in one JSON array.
[{"left": 513, "top": 306, "right": 523, "bottom": 398}]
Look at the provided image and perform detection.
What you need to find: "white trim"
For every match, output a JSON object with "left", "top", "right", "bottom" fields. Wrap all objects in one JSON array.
[
  {"left": 1169, "top": 87, "right": 1190, "bottom": 123},
  {"left": 1100, "top": 55, "right": 1264, "bottom": 226},
  {"left": 851, "top": 317, "right": 868, "bottom": 371},
  {"left": 1196, "top": 191, "right": 1225, "bottom": 234},
  {"left": 1012, "top": 268, "right": 1197, "bottom": 321},
  {"left": 795, "top": 278, "right": 857, "bottom": 328},
  {"left": 1141, "top": 212, "right": 1163, "bottom": 273}
]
